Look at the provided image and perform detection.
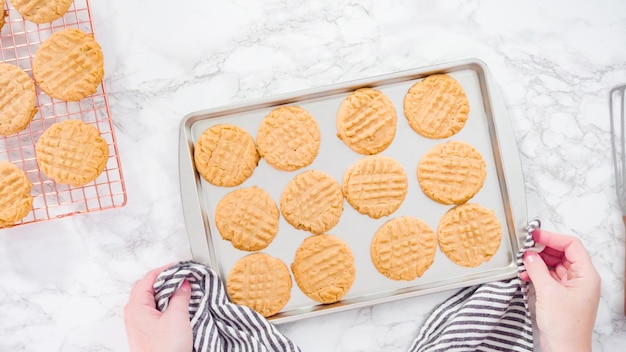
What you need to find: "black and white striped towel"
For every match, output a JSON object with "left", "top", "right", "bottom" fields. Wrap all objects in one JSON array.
[
  {"left": 153, "top": 261, "right": 301, "bottom": 352},
  {"left": 154, "top": 226, "right": 535, "bottom": 352},
  {"left": 408, "top": 230, "right": 536, "bottom": 352}
]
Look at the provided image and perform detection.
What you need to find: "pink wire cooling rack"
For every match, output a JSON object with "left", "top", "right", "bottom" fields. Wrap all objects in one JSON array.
[{"left": 0, "top": 0, "right": 126, "bottom": 227}]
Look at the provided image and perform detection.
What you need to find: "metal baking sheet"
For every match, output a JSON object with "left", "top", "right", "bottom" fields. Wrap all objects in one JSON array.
[{"left": 178, "top": 58, "right": 528, "bottom": 324}]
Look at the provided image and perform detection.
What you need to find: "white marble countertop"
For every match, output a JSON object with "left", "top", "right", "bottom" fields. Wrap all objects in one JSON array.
[{"left": 1, "top": 0, "right": 626, "bottom": 351}]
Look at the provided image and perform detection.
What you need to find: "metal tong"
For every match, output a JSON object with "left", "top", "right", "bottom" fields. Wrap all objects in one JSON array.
[{"left": 609, "top": 85, "right": 626, "bottom": 315}]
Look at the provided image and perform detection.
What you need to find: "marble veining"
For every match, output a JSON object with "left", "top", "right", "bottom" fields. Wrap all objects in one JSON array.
[{"left": 1, "top": 0, "right": 625, "bottom": 351}]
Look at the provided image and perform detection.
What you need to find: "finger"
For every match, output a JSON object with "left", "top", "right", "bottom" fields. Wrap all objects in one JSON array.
[
  {"left": 554, "top": 263, "right": 569, "bottom": 282},
  {"left": 523, "top": 251, "right": 556, "bottom": 292},
  {"left": 532, "top": 229, "right": 592, "bottom": 265},
  {"left": 538, "top": 252, "right": 563, "bottom": 267},
  {"left": 540, "top": 246, "right": 564, "bottom": 259},
  {"left": 549, "top": 270, "right": 560, "bottom": 282},
  {"left": 519, "top": 271, "right": 530, "bottom": 281},
  {"left": 538, "top": 252, "right": 572, "bottom": 269},
  {"left": 163, "top": 280, "right": 192, "bottom": 318},
  {"left": 128, "top": 263, "right": 176, "bottom": 307}
]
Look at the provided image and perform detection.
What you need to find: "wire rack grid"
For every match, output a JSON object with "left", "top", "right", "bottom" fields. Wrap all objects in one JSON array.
[{"left": 0, "top": 0, "right": 127, "bottom": 227}]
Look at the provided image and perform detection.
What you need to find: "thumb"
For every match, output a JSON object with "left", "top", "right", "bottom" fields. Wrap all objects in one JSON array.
[
  {"left": 522, "top": 251, "right": 555, "bottom": 292},
  {"left": 163, "top": 280, "right": 191, "bottom": 318}
]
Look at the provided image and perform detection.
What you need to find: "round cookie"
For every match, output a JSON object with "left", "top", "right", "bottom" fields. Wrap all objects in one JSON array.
[
  {"left": 437, "top": 203, "right": 502, "bottom": 268},
  {"left": 404, "top": 74, "right": 469, "bottom": 139},
  {"left": 336, "top": 88, "right": 397, "bottom": 155},
  {"left": 10, "top": 0, "right": 74, "bottom": 23},
  {"left": 215, "top": 186, "right": 279, "bottom": 251},
  {"left": 256, "top": 106, "right": 321, "bottom": 171},
  {"left": 194, "top": 124, "right": 259, "bottom": 187},
  {"left": 0, "top": 161, "right": 33, "bottom": 228},
  {"left": 291, "top": 234, "right": 355, "bottom": 304},
  {"left": 33, "top": 28, "right": 104, "bottom": 101},
  {"left": 226, "top": 253, "right": 292, "bottom": 317},
  {"left": 0, "top": 63, "right": 38, "bottom": 136},
  {"left": 371, "top": 216, "right": 437, "bottom": 281},
  {"left": 280, "top": 170, "right": 343, "bottom": 235},
  {"left": 36, "top": 120, "right": 109, "bottom": 186},
  {"left": 342, "top": 155, "right": 408, "bottom": 219},
  {"left": 417, "top": 140, "right": 486, "bottom": 205}
]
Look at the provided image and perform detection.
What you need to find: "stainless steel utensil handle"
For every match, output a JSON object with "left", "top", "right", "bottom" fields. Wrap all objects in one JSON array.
[{"left": 623, "top": 216, "right": 626, "bottom": 316}]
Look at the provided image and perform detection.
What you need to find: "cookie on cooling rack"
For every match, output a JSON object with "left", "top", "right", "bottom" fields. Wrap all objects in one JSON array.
[
  {"left": 215, "top": 186, "right": 279, "bottom": 251},
  {"left": 417, "top": 140, "right": 486, "bottom": 205},
  {"left": 342, "top": 155, "right": 408, "bottom": 219},
  {"left": 256, "top": 106, "right": 321, "bottom": 171},
  {"left": 280, "top": 170, "right": 343, "bottom": 235},
  {"left": 291, "top": 234, "right": 355, "bottom": 304},
  {"left": 371, "top": 216, "right": 437, "bottom": 281},
  {"left": 226, "top": 253, "right": 292, "bottom": 317},
  {"left": 194, "top": 124, "right": 259, "bottom": 187},
  {"left": 33, "top": 28, "right": 104, "bottom": 101},
  {"left": 10, "top": 0, "right": 74, "bottom": 24},
  {"left": 336, "top": 88, "right": 397, "bottom": 155},
  {"left": 36, "top": 119, "right": 109, "bottom": 186},
  {"left": 437, "top": 203, "right": 502, "bottom": 268},
  {"left": 404, "top": 74, "right": 470, "bottom": 139},
  {"left": 0, "top": 63, "right": 38, "bottom": 136},
  {"left": 0, "top": 161, "right": 33, "bottom": 228}
]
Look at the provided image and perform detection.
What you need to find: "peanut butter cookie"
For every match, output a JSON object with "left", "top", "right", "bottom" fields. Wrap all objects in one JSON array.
[
  {"left": 404, "top": 74, "right": 469, "bottom": 139},
  {"left": 417, "top": 140, "right": 486, "bottom": 205},
  {"left": 337, "top": 88, "right": 397, "bottom": 155},
  {"left": 194, "top": 124, "right": 259, "bottom": 187},
  {"left": 0, "top": 63, "right": 38, "bottom": 136},
  {"left": 227, "top": 253, "right": 292, "bottom": 317},
  {"left": 437, "top": 203, "right": 502, "bottom": 268},
  {"left": 33, "top": 28, "right": 104, "bottom": 101},
  {"left": 0, "top": 161, "right": 32, "bottom": 228},
  {"left": 215, "top": 186, "right": 279, "bottom": 251},
  {"left": 342, "top": 155, "right": 408, "bottom": 219},
  {"left": 371, "top": 216, "right": 437, "bottom": 281},
  {"left": 256, "top": 105, "right": 321, "bottom": 171},
  {"left": 291, "top": 234, "right": 355, "bottom": 304}
]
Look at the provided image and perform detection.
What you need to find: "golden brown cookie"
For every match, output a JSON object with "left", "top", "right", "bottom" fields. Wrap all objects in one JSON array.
[
  {"left": 342, "top": 155, "right": 408, "bottom": 219},
  {"left": 336, "top": 88, "right": 397, "bottom": 155},
  {"left": 371, "top": 216, "right": 437, "bottom": 281},
  {"left": 35, "top": 120, "right": 109, "bottom": 186},
  {"left": 33, "top": 28, "right": 104, "bottom": 101},
  {"left": 291, "top": 234, "right": 355, "bottom": 304},
  {"left": 280, "top": 170, "right": 343, "bottom": 235},
  {"left": 194, "top": 124, "right": 259, "bottom": 187},
  {"left": 437, "top": 203, "right": 502, "bottom": 268},
  {"left": 215, "top": 187, "right": 279, "bottom": 251},
  {"left": 256, "top": 106, "right": 321, "bottom": 171},
  {"left": 0, "top": 161, "right": 33, "bottom": 228},
  {"left": 226, "top": 253, "right": 292, "bottom": 317},
  {"left": 404, "top": 74, "right": 469, "bottom": 139},
  {"left": 10, "top": 0, "right": 74, "bottom": 24},
  {"left": 417, "top": 140, "right": 486, "bottom": 205},
  {"left": 0, "top": 63, "right": 38, "bottom": 136}
]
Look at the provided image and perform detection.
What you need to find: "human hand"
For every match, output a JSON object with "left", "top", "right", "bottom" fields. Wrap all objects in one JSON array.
[
  {"left": 520, "top": 229, "right": 601, "bottom": 352},
  {"left": 124, "top": 264, "right": 193, "bottom": 352}
]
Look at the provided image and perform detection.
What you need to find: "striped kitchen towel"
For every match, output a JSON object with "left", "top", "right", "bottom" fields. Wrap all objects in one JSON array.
[
  {"left": 408, "top": 228, "right": 536, "bottom": 352},
  {"left": 153, "top": 261, "right": 301, "bottom": 352}
]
